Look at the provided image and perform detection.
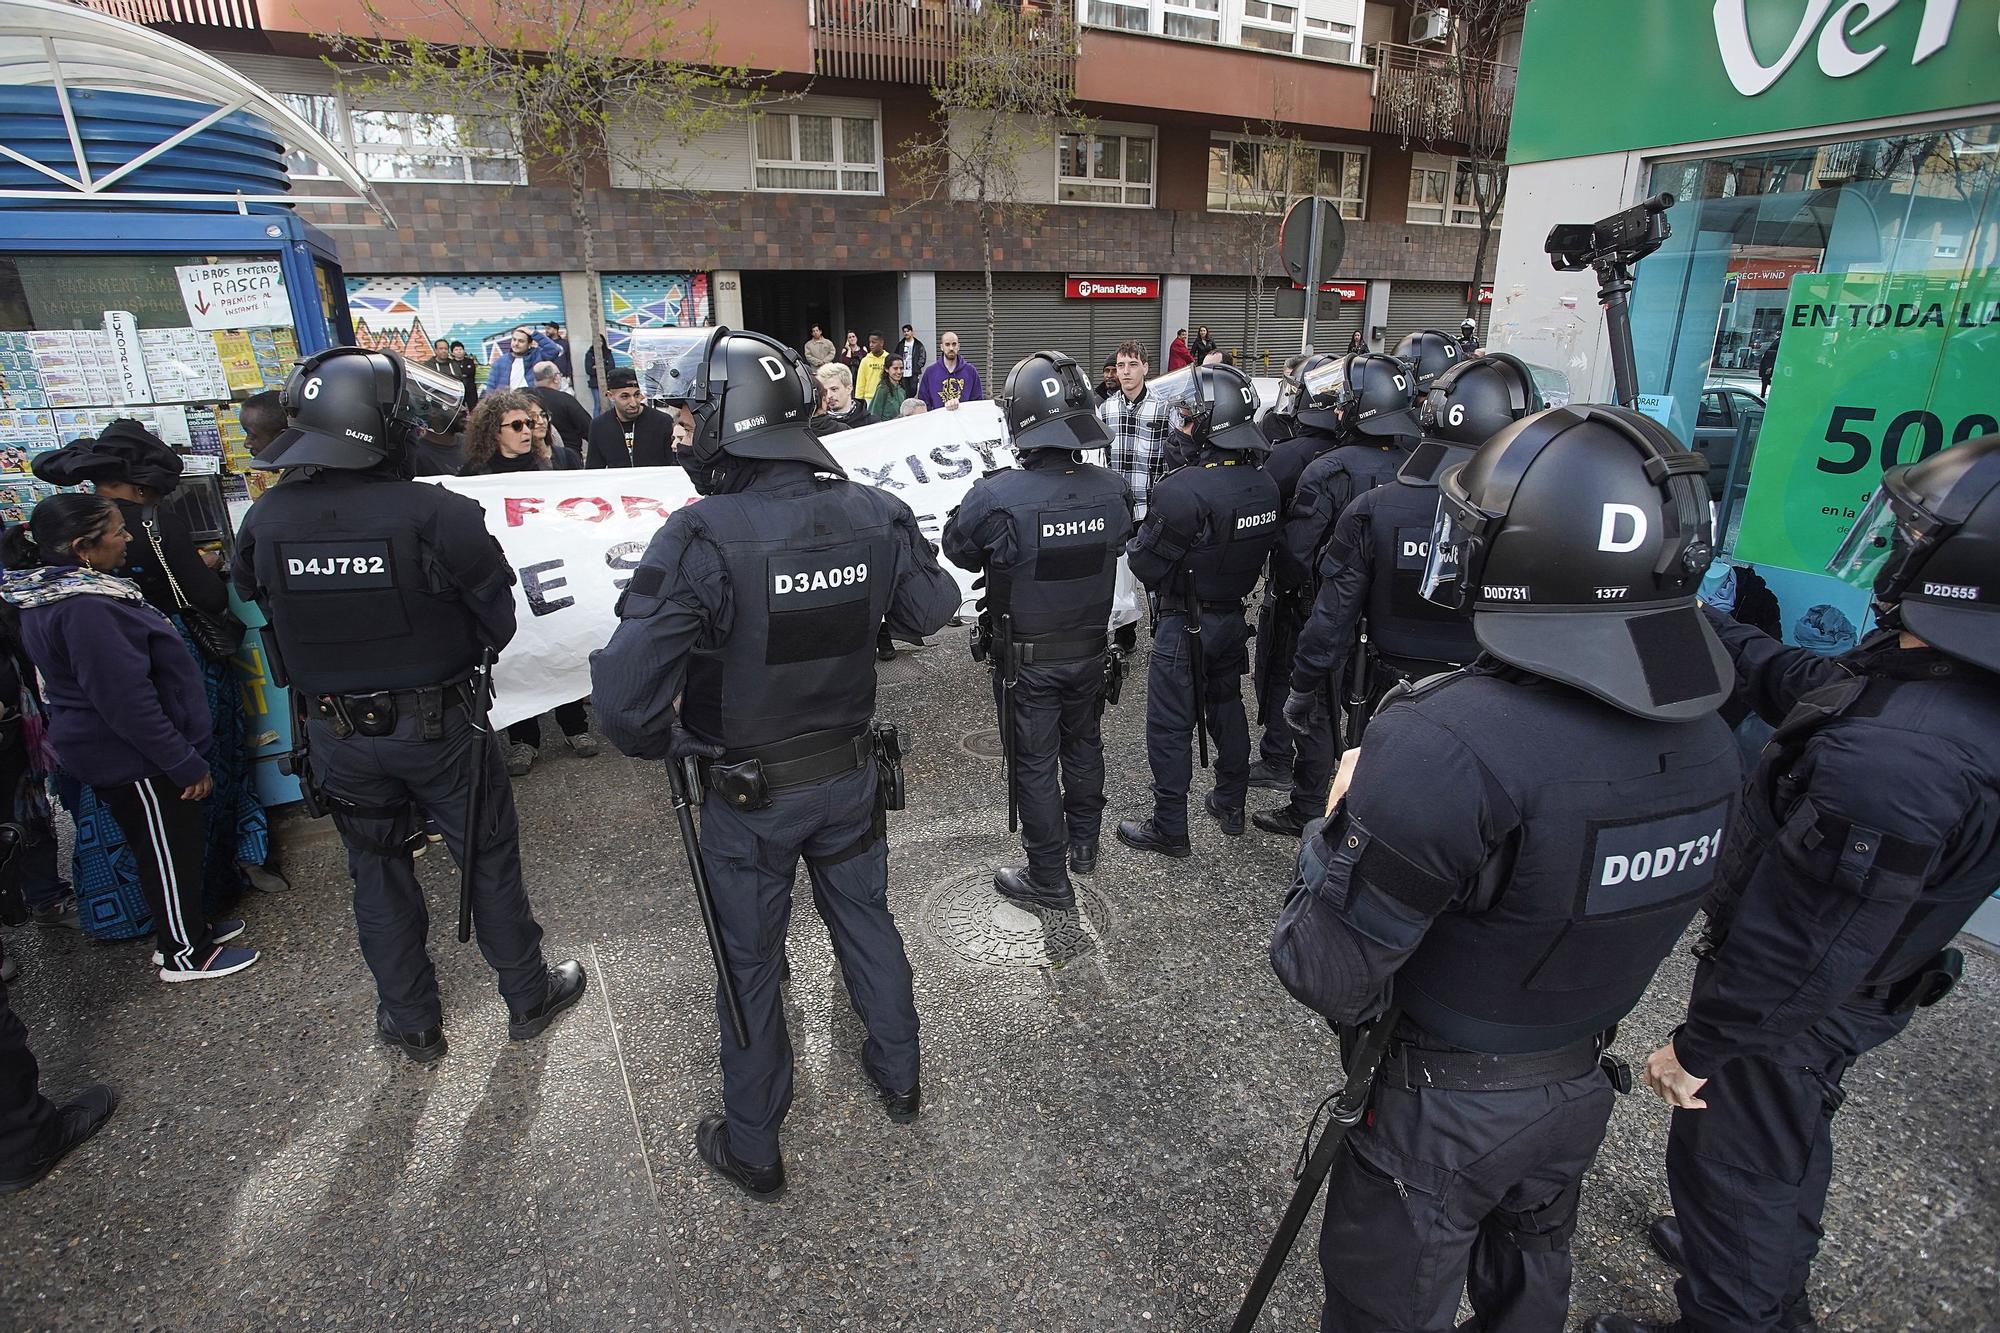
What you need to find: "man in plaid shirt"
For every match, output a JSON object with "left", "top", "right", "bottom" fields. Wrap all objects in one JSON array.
[{"left": 1096, "top": 341, "right": 1174, "bottom": 517}]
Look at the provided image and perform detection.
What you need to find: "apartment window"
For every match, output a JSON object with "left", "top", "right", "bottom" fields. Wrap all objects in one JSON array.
[
  {"left": 272, "top": 91, "right": 524, "bottom": 185},
  {"left": 1163, "top": 0, "right": 1221, "bottom": 41},
  {"left": 1206, "top": 136, "right": 1366, "bottom": 217},
  {"left": 1085, "top": 0, "right": 1149, "bottom": 31},
  {"left": 1451, "top": 160, "right": 1503, "bottom": 227},
  {"left": 1407, "top": 154, "right": 1450, "bottom": 224},
  {"left": 754, "top": 111, "right": 881, "bottom": 194},
  {"left": 1300, "top": 0, "right": 1359, "bottom": 60},
  {"left": 1079, "top": 0, "right": 1363, "bottom": 62},
  {"left": 1237, "top": 0, "right": 1297, "bottom": 52},
  {"left": 1059, "top": 131, "right": 1154, "bottom": 206}
]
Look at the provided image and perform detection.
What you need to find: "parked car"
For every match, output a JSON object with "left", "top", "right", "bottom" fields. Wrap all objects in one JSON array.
[{"left": 1693, "top": 384, "right": 1765, "bottom": 501}]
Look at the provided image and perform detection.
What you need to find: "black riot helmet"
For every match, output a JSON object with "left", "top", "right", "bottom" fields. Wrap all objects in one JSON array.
[
  {"left": 681, "top": 327, "right": 843, "bottom": 482},
  {"left": 1170, "top": 362, "right": 1268, "bottom": 452},
  {"left": 1271, "top": 351, "right": 1336, "bottom": 429},
  {"left": 1830, "top": 434, "right": 2000, "bottom": 671},
  {"left": 1421, "top": 404, "right": 1730, "bottom": 721},
  {"left": 1402, "top": 352, "right": 1543, "bottom": 486},
  {"left": 1298, "top": 352, "right": 1420, "bottom": 438},
  {"left": 257, "top": 346, "right": 463, "bottom": 471},
  {"left": 1392, "top": 328, "right": 1463, "bottom": 391},
  {"left": 1002, "top": 351, "right": 1109, "bottom": 452}
]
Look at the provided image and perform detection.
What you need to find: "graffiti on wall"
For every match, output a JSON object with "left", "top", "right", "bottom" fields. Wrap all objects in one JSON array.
[
  {"left": 601, "top": 272, "right": 710, "bottom": 359},
  {"left": 345, "top": 274, "right": 569, "bottom": 370}
]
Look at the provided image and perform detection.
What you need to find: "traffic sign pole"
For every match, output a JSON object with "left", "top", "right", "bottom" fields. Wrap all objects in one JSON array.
[{"left": 1302, "top": 197, "right": 1322, "bottom": 356}]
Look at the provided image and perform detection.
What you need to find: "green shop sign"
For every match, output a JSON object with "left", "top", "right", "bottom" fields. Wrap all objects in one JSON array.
[
  {"left": 1731, "top": 267, "right": 1999, "bottom": 573},
  {"left": 1511, "top": 0, "right": 2000, "bottom": 165}
]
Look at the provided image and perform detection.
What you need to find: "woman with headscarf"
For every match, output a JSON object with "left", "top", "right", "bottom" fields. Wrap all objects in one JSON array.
[
  {"left": 31, "top": 423, "right": 285, "bottom": 942},
  {"left": 0, "top": 494, "right": 260, "bottom": 980}
]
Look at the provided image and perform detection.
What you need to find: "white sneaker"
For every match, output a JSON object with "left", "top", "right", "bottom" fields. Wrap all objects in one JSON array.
[
  {"left": 153, "top": 919, "right": 245, "bottom": 967},
  {"left": 158, "top": 944, "right": 259, "bottom": 983}
]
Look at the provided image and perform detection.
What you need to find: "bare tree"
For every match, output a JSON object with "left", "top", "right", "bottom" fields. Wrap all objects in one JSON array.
[
  {"left": 1382, "top": 0, "right": 1525, "bottom": 323},
  {"left": 326, "top": 0, "right": 744, "bottom": 353},
  {"left": 901, "top": 6, "right": 1081, "bottom": 380},
  {"left": 1230, "top": 82, "right": 1310, "bottom": 373}
]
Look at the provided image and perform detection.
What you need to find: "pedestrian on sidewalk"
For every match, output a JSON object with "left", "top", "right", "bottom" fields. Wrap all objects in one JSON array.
[{"left": 0, "top": 495, "right": 261, "bottom": 983}]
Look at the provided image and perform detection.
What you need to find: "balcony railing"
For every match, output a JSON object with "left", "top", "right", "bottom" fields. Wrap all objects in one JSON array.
[
  {"left": 1369, "top": 41, "right": 1515, "bottom": 147},
  {"left": 68, "top": 0, "right": 261, "bottom": 27},
  {"left": 811, "top": 0, "right": 1078, "bottom": 87}
]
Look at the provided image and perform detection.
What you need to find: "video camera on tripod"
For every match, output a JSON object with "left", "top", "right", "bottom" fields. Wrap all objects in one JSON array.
[{"left": 1543, "top": 192, "right": 1676, "bottom": 410}]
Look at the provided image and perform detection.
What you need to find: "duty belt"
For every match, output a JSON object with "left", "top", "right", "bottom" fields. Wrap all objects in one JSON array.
[
  {"left": 307, "top": 679, "right": 477, "bottom": 739},
  {"left": 1382, "top": 1032, "right": 1605, "bottom": 1092},
  {"left": 1014, "top": 628, "right": 1109, "bottom": 665},
  {"left": 1166, "top": 599, "right": 1245, "bottom": 616},
  {"left": 713, "top": 724, "right": 871, "bottom": 791}
]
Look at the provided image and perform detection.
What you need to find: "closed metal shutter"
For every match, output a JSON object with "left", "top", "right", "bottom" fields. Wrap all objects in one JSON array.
[
  {"left": 1189, "top": 277, "right": 1360, "bottom": 374},
  {"left": 1385, "top": 279, "right": 1484, "bottom": 350},
  {"left": 935, "top": 273, "right": 1160, "bottom": 384}
]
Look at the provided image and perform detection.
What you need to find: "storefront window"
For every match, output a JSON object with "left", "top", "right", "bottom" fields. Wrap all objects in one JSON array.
[{"left": 1627, "top": 120, "right": 2000, "bottom": 637}]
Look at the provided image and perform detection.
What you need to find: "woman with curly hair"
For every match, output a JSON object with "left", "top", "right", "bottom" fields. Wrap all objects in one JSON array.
[
  {"left": 459, "top": 392, "right": 593, "bottom": 775},
  {"left": 463, "top": 390, "right": 581, "bottom": 476}
]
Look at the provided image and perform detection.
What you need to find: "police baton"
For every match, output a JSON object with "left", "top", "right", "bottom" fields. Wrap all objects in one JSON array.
[
  {"left": 665, "top": 753, "right": 750, "bottom": 1050},
  {"left": 457, "top": 647, "right": 496, "bottom": 944},
  {"left": 1229, "top": 1003, "right": 1403, "bottom": 1333},
  {"left": 998, "top": 611, "right": 1020, "bottom": 834},
  {"left": 1183, "top": 565, "right": 1210, "bottom": 768}
]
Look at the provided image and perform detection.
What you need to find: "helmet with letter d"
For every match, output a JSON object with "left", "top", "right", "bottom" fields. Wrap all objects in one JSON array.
[{"left": 257, "top": 346, "right": 463, "bottom": 471}]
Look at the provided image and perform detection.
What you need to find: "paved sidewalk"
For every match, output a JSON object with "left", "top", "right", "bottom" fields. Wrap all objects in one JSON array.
[{"left": 1, "top": 639, "right": 1993, "bottom": 1331}]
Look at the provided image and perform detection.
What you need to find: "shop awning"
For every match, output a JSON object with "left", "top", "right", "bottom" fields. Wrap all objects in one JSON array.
[{"left": 0, "top": 0, "right": 391, "bottom": 224}]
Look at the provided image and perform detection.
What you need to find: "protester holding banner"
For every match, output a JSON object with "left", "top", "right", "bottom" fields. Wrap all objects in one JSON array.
[
  {"left": 867, "top": 356, "right": 907, "bottom": 422},
  {"left": 917, "top": 332, "right": 982, "bottom": 411},
  {"left": 590, "top": 329, "right": 959, "bottom": 1199}
]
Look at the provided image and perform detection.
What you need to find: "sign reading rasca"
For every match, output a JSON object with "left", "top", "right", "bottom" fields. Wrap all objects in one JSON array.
[
  {"left": 1511, "top": 0, "right": 1998, "bottom": 165},
  {"left": 175, "top": 261, "right": 290, "bottom": 331},
  {"left": 1731, "top": 267, "right": 2000, "bottom": 574}
]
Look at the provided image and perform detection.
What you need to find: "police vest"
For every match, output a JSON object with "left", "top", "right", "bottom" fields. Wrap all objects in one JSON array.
[
  {"left": 248, "top": 476, "right": 487, "bottom": 694},
  {"left": 992, "top": 464, "right": 1128, "bottom": 638},
  {"left": 1179, "top": 458, "right": 1281, "bottom": 604},
  {"left": 1365, "top": 481, "right": 1478, "bottom": 668},
  {"left": 679, "top": 479, "right": 895, "bottom": 750},
  {"left": 1388, "top": 672, "right": 1741, "bottom": 1053}
]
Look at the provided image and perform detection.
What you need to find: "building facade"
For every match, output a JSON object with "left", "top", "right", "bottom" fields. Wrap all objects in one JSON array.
[{"left": 96, "top": 0, "right": 1513, "bottom": 382}]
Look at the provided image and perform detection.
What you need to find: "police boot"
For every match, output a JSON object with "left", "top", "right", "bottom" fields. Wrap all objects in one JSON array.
[
  {"left": 1067, "top": 837, "right": 1099, "bottom": 875},
  {"left": 0, "top": 1084, "right": 117, "bottom": 1196},
  {"left": 1579, "top": 1319, "right": 1682, "bottom": 1333},
  {"left": 1647, "top": 1217, "right": 1820, "bottom": 1333},
  {"left": 869, "top": 1074, "right": 921, "bottom": 1124},
  {"left": 1203, "top": 791, "right": 1244, "bottom": 836},
  {"left": 994, "top": 866, "right": 1077, "bottom": 912},
  {"left": 377, "top": 1012, "right": 446, "bottom": 1065},
  {"left": 1245, "top": 759, "right": 1292, "bottom": 792},
  {"left": 696, "top": 1114, "right": 786, "bottom": 1201},
  {"left": 1115, "top": 818, "right": 1192, "bottom": 859},
  {"left": 507, "top": 959, "right": 588, "bottom": 1040},
  {"left": 1251, "top": 804, "right": 1312, "bottom": 837}
]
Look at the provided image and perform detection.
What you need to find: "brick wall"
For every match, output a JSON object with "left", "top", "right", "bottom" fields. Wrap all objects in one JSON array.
[{"left": 302, "top": 182, "right": 1496, "bottom": 283}]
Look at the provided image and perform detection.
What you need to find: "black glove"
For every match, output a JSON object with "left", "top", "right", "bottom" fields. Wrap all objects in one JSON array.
[
  {"left": 1283, "top": 688, "right": 1325, "bottom": 737},
  {"left": 669, "top": 728, "right": 724, "bottom": 762}
]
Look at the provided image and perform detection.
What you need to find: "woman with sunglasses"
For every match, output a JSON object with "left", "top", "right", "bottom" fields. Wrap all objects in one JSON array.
[
  {"left": 461, "top": 393, "right": 594, "bottom": 776},
  {"left": 0, "top": 495, "right": 260, "bottom": 981}
]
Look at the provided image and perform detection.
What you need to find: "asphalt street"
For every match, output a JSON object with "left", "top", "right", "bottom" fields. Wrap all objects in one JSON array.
[{"left": 1, "top": 634, "right": 1993, "bottom": 1331}]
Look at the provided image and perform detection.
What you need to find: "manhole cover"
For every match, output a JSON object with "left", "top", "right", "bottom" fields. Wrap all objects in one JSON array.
[
  {"left": 959, "top": 728, "right": 1005, "bottom": 758},
  {"left": 922, "top": 868, "right": 1105, "bottom": 970},
  {"left": 877, "top": 653, "right": 928, "bottom": 687}
]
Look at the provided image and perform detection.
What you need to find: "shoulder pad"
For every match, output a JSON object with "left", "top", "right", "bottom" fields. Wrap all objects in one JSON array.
[
  {"left": 1376, "top": 667, "right": 1469, "bottom": 716},
  {"left": 981, "top": 466, "right": 1008, "bottom": 479}
]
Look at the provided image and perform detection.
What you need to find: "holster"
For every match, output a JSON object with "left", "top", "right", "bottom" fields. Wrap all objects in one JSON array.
[
  {"left": 1865, "top": 948, "right": 1963, "bottom": 1015},
  {"left": 871, "top": 721, "right": 906, "bottom": 812},
  {"left": 1101, "top": 648, "right": 1126, "bottom": 706},
  {"left": 705, "top": 758, "right": 774, "bottom": 812}
]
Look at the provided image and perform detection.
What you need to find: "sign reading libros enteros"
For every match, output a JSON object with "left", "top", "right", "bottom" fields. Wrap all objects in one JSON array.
[{"left": 175, "top": 261, "right": 290, "bottom": 331}]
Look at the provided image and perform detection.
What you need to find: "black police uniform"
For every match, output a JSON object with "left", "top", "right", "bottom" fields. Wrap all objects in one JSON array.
[
  {"left": 1653, "top": 614, "right": 2000, "bottom": 1333},
  {"left": 591, "top": 457, "right": 958, "bottom": 1168},
  {"left": 1270, "top": 663, "right": 1741, "bottom": 1331},
  {"left": 1125, "top": 443, "right": 1280, "bottom": 839},
  {"left": 1291, "top": 470, "right": 1479, "bottom": 722},
  {"left": 1251, "top": 423, "right": 1346, "bottom": 776},
  {"left": 234, "top": 468, "right": 557, "bottom": 1039},
  {"left": 944, "top": 455, "right": 1133, "bottom": 895},
  {"left": 1269, "top": 434, "right": 1412, "bottom": 816}
]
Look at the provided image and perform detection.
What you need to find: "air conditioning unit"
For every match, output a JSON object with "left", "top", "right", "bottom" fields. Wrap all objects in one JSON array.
[{"left": 1409, "top": 7, "right": 1451, "bottom": 44}]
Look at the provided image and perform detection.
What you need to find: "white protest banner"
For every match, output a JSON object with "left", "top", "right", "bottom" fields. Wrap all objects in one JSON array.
[{"left": 435, "top": 401, "right": 1136, "bottom": 729}]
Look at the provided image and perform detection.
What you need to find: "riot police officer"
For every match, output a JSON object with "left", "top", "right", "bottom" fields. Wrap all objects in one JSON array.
[
  {"left": 1248, "top": 353, "right": 1346, "bottom": 797},
  {"left": 1284, "top": 353, "right": 1542, "bottom": 751},
  {"left": 1256, "top": 353, "right": 1420, "bottom": 838},
  {"left": 1116, "top": 363, "right": 1280, "bottom": 856},
  {"left": 589, "top": 328, "right": 958, "bottom": 1200},
  {"left": 1588, "top": 436, "right": 2000, "bottom": 1333},
  {"left": 1268, "top": 404, "right": 1742, "bottom": 1332},
  {"left": 233, "top": 347, "right": 586, "bottom": 1064},
  {"left": 943, "top": 352, "right": 1134, "bottom": 910},
  {"left": 1392, "top": 327, "right": 1464, "bottom": 393}
]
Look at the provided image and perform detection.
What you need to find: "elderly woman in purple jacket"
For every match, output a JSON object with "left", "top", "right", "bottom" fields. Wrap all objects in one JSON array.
[{"left": 0, "top": 495, "right": 261, "bottom": 982}]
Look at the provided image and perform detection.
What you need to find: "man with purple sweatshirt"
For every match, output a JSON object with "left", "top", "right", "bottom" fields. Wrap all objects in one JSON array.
[
  {"left": 916, "top": 330, "right": 982, "bottom": 411},
  {"left": 0, "top": 494, "right": 259, "bottom": 982}
]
